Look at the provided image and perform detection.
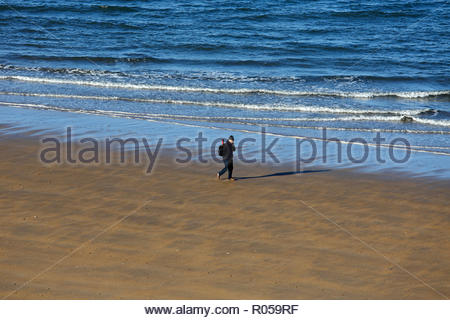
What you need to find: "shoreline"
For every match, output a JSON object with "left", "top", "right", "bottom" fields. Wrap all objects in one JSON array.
[
  {"left": 1, "top": 105, "right": 450, "bottom": 180},
  {"left": 1, "top": 126, "right": 449, "bottom": 299},
  {"left": 3, "top": 120, "right": 450, "bottom": 184}
]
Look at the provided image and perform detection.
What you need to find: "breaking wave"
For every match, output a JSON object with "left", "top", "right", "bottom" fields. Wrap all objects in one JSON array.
[
  {"left": 0, "top": 91, "right": 448, "bottom": 119},
  {"left": 1, "top": 75, "right": 449, "bottom": 99},
  {"left": 1, "top": 100, "right": 449, "bottom": 129}
]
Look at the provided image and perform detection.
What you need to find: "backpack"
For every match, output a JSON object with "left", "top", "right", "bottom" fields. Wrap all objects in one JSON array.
[{"left": 218, "top": 140, "right": 224, "bottom": 157}]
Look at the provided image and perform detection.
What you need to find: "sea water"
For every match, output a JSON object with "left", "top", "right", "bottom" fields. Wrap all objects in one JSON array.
[{"left": 0, "top": 0, "right": 449, "bottom": 175}]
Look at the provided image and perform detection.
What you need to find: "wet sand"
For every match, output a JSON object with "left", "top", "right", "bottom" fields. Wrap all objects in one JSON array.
[{"left": 0, "top": 129, "right": 449, "bottom": 299}]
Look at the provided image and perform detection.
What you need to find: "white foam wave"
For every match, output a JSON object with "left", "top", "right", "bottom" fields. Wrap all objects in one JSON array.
[
  {"left": 0, "top": 91, "right": 434, "bottom": 116},
  {"left": 1, "top": 100, "right": 450, "bottom": 130},
  {"left": 91, "top": 110, "right": 450, "bottom": 133},
  {"left": 95, "top": 111, "right": 450, "bottom": 127},
  {"left": 1, "top": 101, "right": 450, "bottom": 155},
  {"left": 413, "top": 118, "right": 450, "bottom": 127},
  {"left": 1, "top": 75, "right": 449, "bottom": 99}
]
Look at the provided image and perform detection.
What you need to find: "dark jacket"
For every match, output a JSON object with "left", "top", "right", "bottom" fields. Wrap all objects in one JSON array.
[{"left": 222, "top": 140, "right": 236, "bottom": 161}]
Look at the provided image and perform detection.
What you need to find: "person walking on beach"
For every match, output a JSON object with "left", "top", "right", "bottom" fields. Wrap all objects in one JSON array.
[{"left": 217, "top": 135, "right": 236, "bottom": 181}]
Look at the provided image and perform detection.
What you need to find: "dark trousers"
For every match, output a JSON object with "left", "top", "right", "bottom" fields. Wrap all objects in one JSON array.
[{"left": 218, "top": 159, "right": 233, "bottom": 179}]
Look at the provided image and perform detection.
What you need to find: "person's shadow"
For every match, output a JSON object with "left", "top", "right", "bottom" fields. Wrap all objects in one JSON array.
[{"left": 234, "top": 169, "right": 330, "bottom": 180}]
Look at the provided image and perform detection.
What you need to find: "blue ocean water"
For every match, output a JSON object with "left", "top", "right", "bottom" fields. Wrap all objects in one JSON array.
[{"left": 0, "top": 0, "right": 449, "bottom": 169}]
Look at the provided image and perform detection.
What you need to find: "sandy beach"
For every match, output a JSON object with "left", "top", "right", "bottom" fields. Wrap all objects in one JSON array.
[{"left": 0, "top": 127, "right": 449, "bottom": 300}]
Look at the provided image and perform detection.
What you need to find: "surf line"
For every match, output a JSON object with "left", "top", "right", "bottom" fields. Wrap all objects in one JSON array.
[
  {"left": 1, "top": 101, "right": 449, "bottom": 157},
  {"left": 2, "top": 94, "right": 446, "bottom": 135},
  {"left": 0, "top": 90, "right": 443, "bottom": 117},
  {"left": 145, "top": 117, "right": 450, "bottom": 157},
  {"left": 1, "top": 75, "right": 450, "bottom": 98}
]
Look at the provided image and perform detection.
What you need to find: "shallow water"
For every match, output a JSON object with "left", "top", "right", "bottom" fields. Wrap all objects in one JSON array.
[{"left": 0, "top": 0, "right": 449, "bottom": 175}]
